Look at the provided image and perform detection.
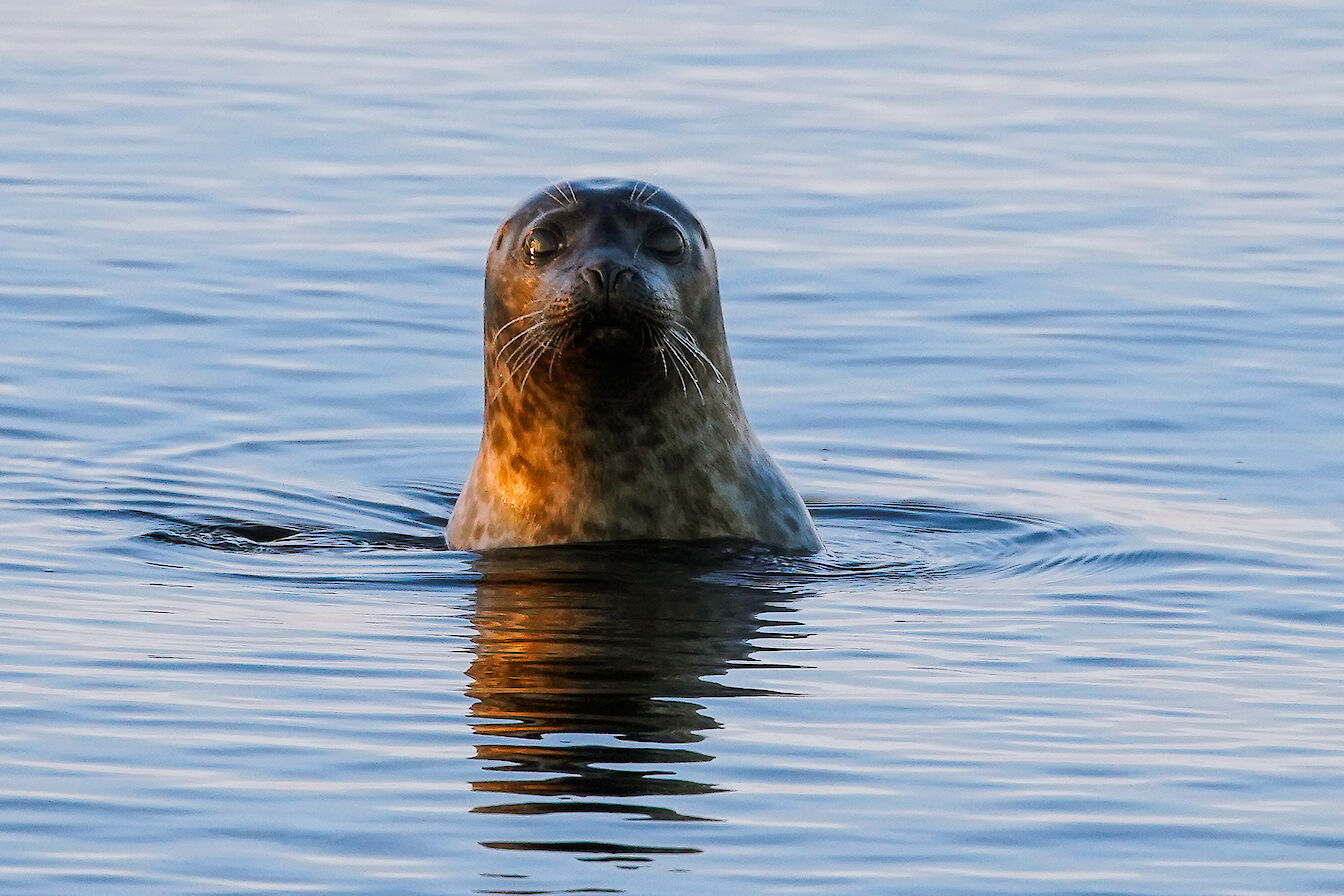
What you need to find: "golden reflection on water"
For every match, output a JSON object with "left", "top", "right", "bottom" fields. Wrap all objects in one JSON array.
[{"left": 464, "top": 543, "right": 808, "bottom": 858}]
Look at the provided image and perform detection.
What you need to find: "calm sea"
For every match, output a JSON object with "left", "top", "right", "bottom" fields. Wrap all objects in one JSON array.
[{"left": 2, "top": 2, "right": 1342, "bottom": 894}]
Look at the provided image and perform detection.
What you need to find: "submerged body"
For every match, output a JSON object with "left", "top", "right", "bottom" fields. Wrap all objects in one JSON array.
[{"left": 448, "top": 179, "right": 820, "bottom": 554}]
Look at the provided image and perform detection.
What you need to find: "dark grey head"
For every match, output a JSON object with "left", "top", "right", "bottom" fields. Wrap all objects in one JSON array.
[{"left": 483, "top": 179, "right": 733, "bottom": 401}]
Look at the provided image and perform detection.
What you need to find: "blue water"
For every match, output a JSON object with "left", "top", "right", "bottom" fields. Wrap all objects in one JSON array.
[{"left": 3, "top": 3, "right": 1343, "bottom": 894}]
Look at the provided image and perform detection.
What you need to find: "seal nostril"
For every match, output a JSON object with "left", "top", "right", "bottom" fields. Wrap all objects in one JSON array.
[
  {"left": 585, "top": 266, "right": 606, "bottom": 294},
  {"left": 583, "top": 261, "right": 631, "bottom": 299}
]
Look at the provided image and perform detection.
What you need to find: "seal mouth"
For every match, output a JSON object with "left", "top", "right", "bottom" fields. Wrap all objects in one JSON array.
[
  {"left": 589, "top": 323, "right": 636, "bottom": 342},
  {"left": 573, "top": 318, "right": 644, "bottom": 356}
]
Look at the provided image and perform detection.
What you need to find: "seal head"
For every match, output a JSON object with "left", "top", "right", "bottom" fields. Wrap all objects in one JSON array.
[{"left": 447, "top": 179, "right": 821, "bottom": 554}]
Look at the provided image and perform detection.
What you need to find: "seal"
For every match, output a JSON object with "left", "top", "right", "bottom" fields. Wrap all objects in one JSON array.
[{"left": 447, "top": 179, "right": 821, "bottom": 554}]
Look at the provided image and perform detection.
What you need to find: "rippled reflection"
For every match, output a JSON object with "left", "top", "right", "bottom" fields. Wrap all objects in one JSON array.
[{"left": 464, "top": 542, "right": 808, "bottom": 858}]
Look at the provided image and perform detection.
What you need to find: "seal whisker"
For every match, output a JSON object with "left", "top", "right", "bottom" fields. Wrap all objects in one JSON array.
[
  {"left": 668, "top": 327, "right": 725, "bottom": 385},
  {"left": 681, "top": 347, "right": 706, "bottom": 399},
  {"left": 540, "top": 319, "right": 575, "bottom": 357},
  {"left": 499, "top": 333, "right": 550, "bottom": 394},
  {"left": 491, "top": 316, "right": 566, "bottom": 395},
  {"left": 516, "top": 326, "right": 566, "bottom": 393},
  {"left": 662, "top": 336, "right": 703, "bottom": 398},
  {"left": 639, "top": 319, "right": 661, "bottom": 360},
  {"left": 515, "top": 351, "right": 544, "bottom": 393},
  {"left": 490, "top": 310, "right": 547, "bottom": 350},
  {"left": 488, "top": 350, "right": 531, "bottom": 400},
  {"left": 492, "top": 317, "right": 550, "bottom": 368},
  {"left": 638, "top": 319, "right": 671, "bottom": 379},
  {"left": 663, "top": 342, "right": 690, "bottom": 394},
  {"left": 672, "top": 326, "right": 725, "bottom": 381}
]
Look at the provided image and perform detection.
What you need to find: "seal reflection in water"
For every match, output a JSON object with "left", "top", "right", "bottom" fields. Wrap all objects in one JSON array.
[
  {"left": 465, "top": 544, "right": 808, "bottom": 857},
  {"left": 448, "top": 179, "right": 822, "bottom": 553}
]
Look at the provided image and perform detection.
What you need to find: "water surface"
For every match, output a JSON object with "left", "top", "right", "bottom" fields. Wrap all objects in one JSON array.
[{"left": 2, "top": 2, "right": 1343, "bottom": 894}]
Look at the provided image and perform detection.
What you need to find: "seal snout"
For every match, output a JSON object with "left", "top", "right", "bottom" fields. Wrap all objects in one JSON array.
[{"left": 573, "top": 259, "right": 648, "bottom": 342}]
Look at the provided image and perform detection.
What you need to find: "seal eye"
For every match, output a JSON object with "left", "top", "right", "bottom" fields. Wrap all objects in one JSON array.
[
  {"left": 522, "top": 227, "right": 563, "bottom": 265},
  {"left": 644, "top": 226, "right": 686, "bottom": 262}
]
